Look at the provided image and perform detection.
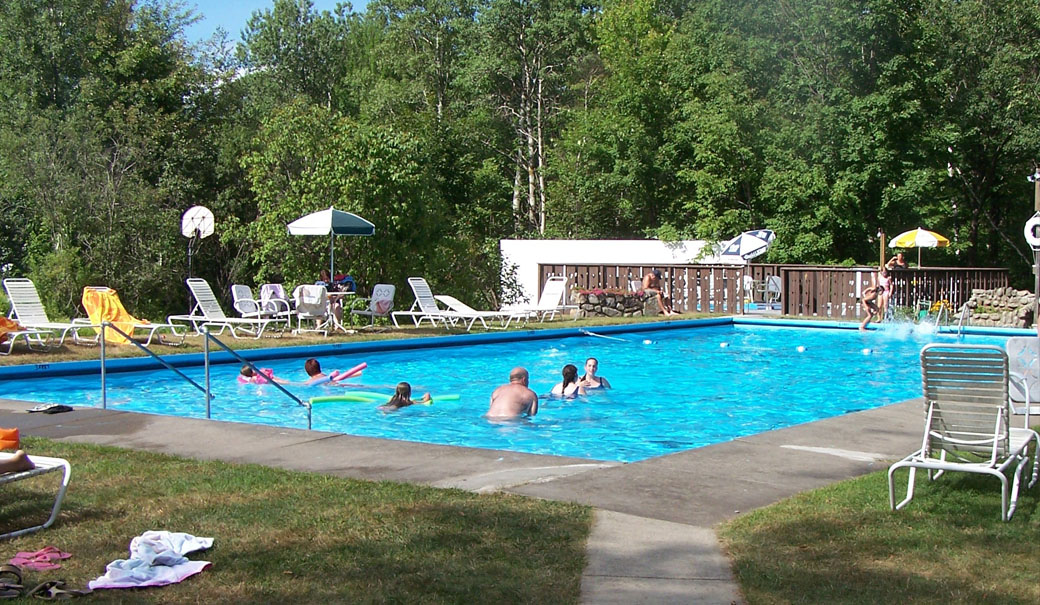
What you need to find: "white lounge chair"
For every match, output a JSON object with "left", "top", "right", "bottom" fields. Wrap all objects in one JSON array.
[
  {"left": 434, "top": 294, "right": 528, "bottom": 331},
  {"left": 2, "top": 278, "right": 99, "bottom": 346},
  {"left": 391, "top": 277, "right": 458, "bottom": 329},
  {"left": 168, "top": 278, "right": 279, "bottom": 339},
  {"left": 505, "top": 276, "right": 578, "bottom": 322},
  {"left": 81, "top": 286, "right": 186, "bottom": 346},
  {"left": 0, "top": 455, "right": 72, "bottom": 540},
  {"left": 350, "top": 283, "right": 396, "bottom": 330},
  {"left": 0, "top": 327, "right": 54, "bottom": 355},
  {"left": 291, "top": 284, "right": 329, "bottom": 336},
  {"left": 888, "top": 344, "right": 1040, "bottom": 521},
  {"left": 1006, "top": 336, "right": 1040, "bottom": 427},
  {"left": 259, "top": 283, "right": 294, "bottom": 325},
  {"left": 232, "top": 284, "right": 293, "bottom": 330}
]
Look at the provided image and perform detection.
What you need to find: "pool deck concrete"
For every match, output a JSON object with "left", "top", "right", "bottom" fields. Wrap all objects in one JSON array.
[{"left": 0, "top": 396, "right": 924, "bottom": 604}]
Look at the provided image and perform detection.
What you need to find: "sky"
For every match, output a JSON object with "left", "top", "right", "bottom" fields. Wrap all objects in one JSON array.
[{"left": 184, "top": 1, "right": 368, "bottom": 43}]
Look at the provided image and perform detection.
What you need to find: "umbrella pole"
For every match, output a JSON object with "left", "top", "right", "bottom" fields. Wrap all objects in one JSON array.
[
  {"left": 918, "top": 247, "right": 922, "bottom": 267},
  {"left": 330, "top": 233, "right": 335, "bottom": 278}
]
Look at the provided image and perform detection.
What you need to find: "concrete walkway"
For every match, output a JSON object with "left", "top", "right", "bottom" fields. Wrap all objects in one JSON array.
[{"left": 1, "top": 396, "right": 924, "bottom": 604}]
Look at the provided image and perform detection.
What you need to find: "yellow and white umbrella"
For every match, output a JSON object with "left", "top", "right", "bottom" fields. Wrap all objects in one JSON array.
[{"left": 888, "top": 227, "right": 949, "bottom": 266}]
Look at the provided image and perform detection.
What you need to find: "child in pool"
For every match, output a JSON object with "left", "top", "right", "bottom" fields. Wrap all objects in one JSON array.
[
  {"left": 379, "top": 382, "right": 431, "bottom": 411},
  {"left": 303, "top": 358, "right": 331, "bottom": 385},
  {"left": 551, "top": 364, "right": 586, "bottom": 398},
  {"left": 239, "top": 364, "right": 289, "bottom": 384}
]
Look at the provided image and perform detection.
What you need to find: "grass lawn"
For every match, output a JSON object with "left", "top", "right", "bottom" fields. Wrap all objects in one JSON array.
[
  {"left": 1, "top": 437, "right": 591, "bottom": 603},
  {"left": 719, "top": 466, "right": 1040, "bottom": 604}
]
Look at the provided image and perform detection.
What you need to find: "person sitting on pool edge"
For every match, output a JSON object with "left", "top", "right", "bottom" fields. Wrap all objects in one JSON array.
[
  {"left": 379, "top": 382, "right": 432, "bottom": 412},
  {"left": 551, "top": 364, "right": 585, "bottom": 398},
  {"left": 487, "top": 367, "right": 538, "bottom": 418},
  {"left": 578, "top": 357, "right": 611, "bottom": 390},
  {"left": 239, "top": 364, "right": 289, "bottom": 384},
  {"left": 642, "top": 269, "right": 679, "bottom": 316}
]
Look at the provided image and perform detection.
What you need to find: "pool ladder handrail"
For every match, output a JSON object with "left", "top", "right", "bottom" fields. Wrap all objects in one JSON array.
[
  {"left": 99, "top": 321, "right": 210, "bottom": 411},
  {"left": 98, "top": 323, "right": 311, "bottom": 430},
  {"left": 202, "top": 329, "right": 312, "bottom": 430},
  {"left": 933, "top": 302, "right": 948, "bottom": 330},
  {"left": 955, "top": 303, "right": 969, "bottom": 335}
]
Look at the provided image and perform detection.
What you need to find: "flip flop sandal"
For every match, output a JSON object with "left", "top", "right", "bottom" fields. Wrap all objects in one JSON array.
[
  {"left": 8, "top": 557, "right": 61, "bottom": 572},
  {"left": 27, "top": 581, "right": 92, "bottom": 600},
  {"left": 33, "top": 547, "right": 72, "bottom": 561},
  {"left": 0, "top": 565, "right": 20, "bottom": 586},
  {"left": 0, "top": 564, "right": 21, "bottom": 600},
  {"left": 0, "top": 586, "right": 22, "bottom": 600}
]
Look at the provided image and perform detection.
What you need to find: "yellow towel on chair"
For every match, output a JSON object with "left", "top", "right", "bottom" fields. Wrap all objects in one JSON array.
[{"left": 82, "top": 287, "right": 147, "bottom": 344}]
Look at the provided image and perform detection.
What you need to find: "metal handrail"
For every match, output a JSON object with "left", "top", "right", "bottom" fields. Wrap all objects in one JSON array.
[
  {"left": 956, "top": 303, "right": 970, "bottom": 335},
  {"left": 933, "top": 302, "right": 948, "bottom": 330},
  {"left": 201, "top": 329, "right": 312, "bottom": 430},
  {"left": 99, "top": 322, "right": 209, "bottom": 410}
]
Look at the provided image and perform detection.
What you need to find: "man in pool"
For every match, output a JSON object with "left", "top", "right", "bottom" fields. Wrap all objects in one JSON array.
[{"left": 487, "top": 367, "right": 539, "bottom": 418}]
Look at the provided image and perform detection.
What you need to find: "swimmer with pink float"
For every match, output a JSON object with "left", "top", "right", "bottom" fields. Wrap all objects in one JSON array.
[
  {"left": 302, "top": 358, "right": 366, "bottom": 385},
  {"left": 238, "top": 358, "right": 367, "bottom": 385}
]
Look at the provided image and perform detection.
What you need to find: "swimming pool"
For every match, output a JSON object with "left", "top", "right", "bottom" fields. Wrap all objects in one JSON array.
[{"left": 0, "top": 320, "right": 1018, "bottom": 462}]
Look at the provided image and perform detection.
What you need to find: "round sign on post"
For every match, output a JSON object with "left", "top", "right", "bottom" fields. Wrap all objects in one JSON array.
[{"left": 1025, "top": 212, "right": 1040, "bottom": 250}]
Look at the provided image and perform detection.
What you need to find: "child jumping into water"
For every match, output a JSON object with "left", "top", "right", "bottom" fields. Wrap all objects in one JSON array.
[{"left": 379, "top": 382, "right": 431, "bottom": 411}]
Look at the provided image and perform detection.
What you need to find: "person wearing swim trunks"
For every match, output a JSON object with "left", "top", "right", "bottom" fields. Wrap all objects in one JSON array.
[
  {"left": 578, "top": 357, "right": 611, "bottom": 389},
  {"left": 379, "top": 382, "right": 432, "bottom": 411},
  {"left": 859, "top": 284, "right": 884, "bottom": 330},
  {"left": 642, "top": 269, "right": 679, "bottom": 316},
  {"left": 487, "top": 367, "right": 539, "bottom": 418}
]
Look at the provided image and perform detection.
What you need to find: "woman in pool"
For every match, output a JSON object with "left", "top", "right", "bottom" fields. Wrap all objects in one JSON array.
[
  {"left": 379, "top": 382, "right": 431, "bottom": 411},
  {"left": 578, "top": 357, "right": 611, "bottom": 390},
  {"left": 551, "top": 364, "right": 585, "bottom": 398}
]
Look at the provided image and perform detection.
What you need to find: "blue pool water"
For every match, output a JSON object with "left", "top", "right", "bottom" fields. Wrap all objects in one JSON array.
[{"left": 0, "top": 323, "right": 1014, "bottom": 462}]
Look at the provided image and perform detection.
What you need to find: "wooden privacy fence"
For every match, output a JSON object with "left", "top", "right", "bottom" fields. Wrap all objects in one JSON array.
[{"left": 538, "top": 264, "right": 1009, "bottom": 319}]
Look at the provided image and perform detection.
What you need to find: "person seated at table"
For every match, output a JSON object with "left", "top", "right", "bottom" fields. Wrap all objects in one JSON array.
[
  {"left": 378, "top": 382, "right": 431, "bottom": 412},
  {"left": 316, "top": 270, "right": 344, "bottom": 321}
]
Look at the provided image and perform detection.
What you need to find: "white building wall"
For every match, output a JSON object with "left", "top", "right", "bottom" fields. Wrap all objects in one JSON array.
[{"left": 500, "top": 239, "right": 740, "bottom": 304}]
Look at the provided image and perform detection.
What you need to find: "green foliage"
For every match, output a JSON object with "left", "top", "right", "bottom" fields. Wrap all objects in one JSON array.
[{"left": 3, "top": 0, "right": 1040, "bottom": 318}]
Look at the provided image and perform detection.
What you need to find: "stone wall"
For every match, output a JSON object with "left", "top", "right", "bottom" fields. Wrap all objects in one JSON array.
[
  {"left": 577, "top": 291, "right": 659, "bottom": 318},
  {"left": 963, "top": 286, "right": 1036, "bottom": 328}
]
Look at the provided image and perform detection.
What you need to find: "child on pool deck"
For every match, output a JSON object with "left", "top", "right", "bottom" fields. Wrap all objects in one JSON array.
[{"left": 379, "top": 382, "right": 432, "bottom": 412}]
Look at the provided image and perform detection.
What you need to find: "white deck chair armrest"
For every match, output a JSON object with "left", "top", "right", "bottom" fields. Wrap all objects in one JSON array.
[{"left": 1009, "top": 372, "right": 1031, "bottom": 427}]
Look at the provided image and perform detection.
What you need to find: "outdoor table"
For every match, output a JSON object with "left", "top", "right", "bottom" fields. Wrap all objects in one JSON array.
[{"left": 325, "top": 291, "right": 357, "bottom": 334}]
